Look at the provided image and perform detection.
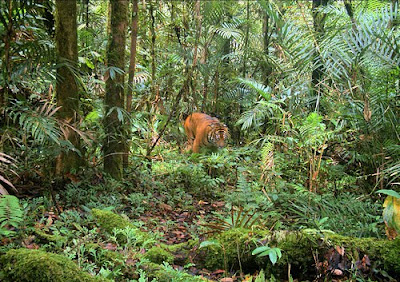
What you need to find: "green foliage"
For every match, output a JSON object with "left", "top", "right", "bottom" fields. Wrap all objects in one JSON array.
[
  {"left": 252, "top": 245, "right": 282, "bottom": 265},
  {"left": 2, "top": 0, "right": 400, "bottom": 280},
  {"left": 225, "top": 171, "right": 272, "bottom": 211},
  {"left": 270, "top": 191, "right": 383, "bottom": 238},
  {"left": 92, "top": 208, "right": 155, "bottom": 247},
  {"left": 127, "top": 192, "right": 152, "bottom": 215},
  {"left": 377, "top": 189, "right": 400, "bottom": 199},
  {"left": 153, "top": 158, "right": 223, "bottom": 197},
  {"left": 60, "top": 179, "right": 123, "bottom": 210},
  {"left": 111, "top": 226, "right": 156, "bottom": 252},
  {"left": 0, "top": 195, "right": 23, "bottom": 237},
  {"left": 8, "top": 100, "right": 65, "bottom": 146},
  {"left": 202, "top": 206, "right": 262, "bottom": 234},
  {"left": 154, "top": 262, "right": 206, "bottom": 282}
]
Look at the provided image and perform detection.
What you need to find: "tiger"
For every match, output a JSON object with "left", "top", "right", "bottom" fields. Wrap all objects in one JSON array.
[{"left": 184, "top": 113, "right": 229, "bottom": 153}]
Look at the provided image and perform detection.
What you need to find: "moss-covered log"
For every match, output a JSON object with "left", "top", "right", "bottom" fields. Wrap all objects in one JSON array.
[
  {"left": 198, "top": 228, "right": 400, "bottom": 280},
  {"left": 0, "top": 248, "right": 106, "bottom": 282}
]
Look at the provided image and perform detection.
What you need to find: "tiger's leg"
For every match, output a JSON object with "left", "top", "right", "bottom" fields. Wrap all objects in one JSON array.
[
  {"left": 192, "top": 138, "right": 201, "bottom": 153},
  {"left": 185, "top": 131, "right": 195, "bottom": 151}
]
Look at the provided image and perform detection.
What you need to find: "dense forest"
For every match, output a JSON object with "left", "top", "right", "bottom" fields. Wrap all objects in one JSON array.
[{"left": 1, "top": 0, "right": 400, "bottom": 281}]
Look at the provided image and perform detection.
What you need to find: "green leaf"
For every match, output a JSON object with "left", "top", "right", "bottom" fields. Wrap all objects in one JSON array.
[
  {"left": 319, "top": 217, "right": 329, "bottom": 225},
  {"left": 377, "top": 189, "right": 400, "bottom": 199},
  {"left": 269, "top": 251, "right": 277, "bottom": 265},
  {"left": 252, "top": 245, "right": 270, "bottom": 256},
  {"left": 199, "top": 240, "right": 221, "bottom": 249},
  {"left": 273, "top": 247, "right": 282, "bottom": 259}
]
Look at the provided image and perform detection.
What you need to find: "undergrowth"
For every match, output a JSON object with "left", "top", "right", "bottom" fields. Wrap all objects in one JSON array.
[{"left": 0, "top": 145, "right": 386, "bottom": 281}]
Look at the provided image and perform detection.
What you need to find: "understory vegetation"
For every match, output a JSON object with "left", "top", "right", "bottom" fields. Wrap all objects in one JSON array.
[{"left": 1, "top": 0, "right": 400, "bottom": 281}]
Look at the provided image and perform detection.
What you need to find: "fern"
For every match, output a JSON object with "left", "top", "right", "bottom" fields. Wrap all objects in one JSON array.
[
  {"left": 202, "top": 206, "right": 261, "bottom": 234},
  {"left": 0, "top": 195, "right": 23, "bottom": 237}
]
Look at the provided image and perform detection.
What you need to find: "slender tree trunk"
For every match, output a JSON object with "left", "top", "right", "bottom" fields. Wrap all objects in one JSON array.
[
  {"left": 192, "top": 0, "right": 202, "bottom": 109},
  {"left": 242, "top": 0, "right": 250, "bottom": 77},
  {"left": 311, "top": 0, "right": 328, "bottom": 112},
  {"left": 123, "top": 0, "right": 139, "bottom": 168},
  {"left": 201, "top": 77, "right": 208, "bottom": 113},
  {"left": 1, "top": 0, "right": 13, "bottom": 113},
  {"left": 262, "top": 12, "right": 272, "bottom": 86},
  {"left": 103, "top": 0, "right": 128, "bottom": 180},
  {"left": 150, "top": 0, "right": 156, "bottom": 101},
  {"left": 213, "top": 71, "right": 219, "bottom": 113},
  {"left": 55, "top": 0, "right": 82, "bottom": 174}
]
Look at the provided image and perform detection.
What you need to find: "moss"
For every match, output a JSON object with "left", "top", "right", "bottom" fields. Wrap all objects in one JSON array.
[
  {"left": 0, "top": 248, "right": 106, "bottom": 282},
  {"left": 144, "top": 246, "right": 174, "bottom": 264},
  {"left": 197, "top": 228, "right": 400, "bottom": 279},
  {"left": 91, "top": 208, "right": 150, "bottom": 244},
  {"left": 141, "top": 261, "right": 209, "bottom": 282},
  {"left": 34, "top": 229, "right": 67, "bottom": 243},
  {"left": 325, "top": 233, "right": 400, "bottom": 274},
  {"left": 92, "top": 208, "right": 135, "bottom": 233},
  {"left": 163, "top": 239, "right": 199, "bottom": 252},
  {"left": 202, "top": 228, "right": 268, "bottom": 270},
  {"left": 272, "top": 231, "right": 319, "bottom": 278},
  {"left": 161, "top": 239, "right": 199, "bottom": 265}
]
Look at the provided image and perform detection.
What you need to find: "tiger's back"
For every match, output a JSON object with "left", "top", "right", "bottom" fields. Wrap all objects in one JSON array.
[{"left": 184, "top": 113, "right": 229, "bottom": 153}]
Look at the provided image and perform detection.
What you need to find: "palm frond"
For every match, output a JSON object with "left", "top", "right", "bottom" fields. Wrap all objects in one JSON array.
[
  {"left": 7, "top": 100, "right": 63, "bottom": 145},
  {"left": 0, "top": 153, "right": 18, "bottom": 195}
]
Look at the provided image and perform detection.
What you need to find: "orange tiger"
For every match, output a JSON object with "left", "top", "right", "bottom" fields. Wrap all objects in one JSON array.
[{"left": 184, "top": 113, "right": 229, "bottom": 153}]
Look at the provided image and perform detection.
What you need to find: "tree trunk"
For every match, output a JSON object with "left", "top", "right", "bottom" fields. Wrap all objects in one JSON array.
[
  {"left": 311, "top": 0, "right": 328, "bottom": 112},
  {"left": 150, "top": 0, "right": 156, "bottom": 102},
  {"left": 262, "top": 12, "right": 272, "bottom": 86},
  {"left": 191, "top": 0, "right": 202, "bottom": 109},
  {"left": 55, "top": 0, "right": 82, "bottom": 174},
  {"left": 242, "top": 0, "right": 250, "bottom": 78},
  {"left": 103, "top": 0, "right": 128, "bottom": 180},
  {"left": 1, "top": 0, "right": 13, "bottom": 114},
  {"left": 123, "top": 0, "right": 139, "bottom": 168}
]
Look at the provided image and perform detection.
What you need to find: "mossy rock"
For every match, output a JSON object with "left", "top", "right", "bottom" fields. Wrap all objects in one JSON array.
[
  {"left": 91, "top": 208, "right": 151, "bottom": 244},
  {"left": 0, "top": 248, "right": 106, "bottom": 282},
  {"left": 143, "top": 246, "right": 174, "bottom": 264},
  {"left": 92, "top": 208, "right": 135, "bottom": 233}
]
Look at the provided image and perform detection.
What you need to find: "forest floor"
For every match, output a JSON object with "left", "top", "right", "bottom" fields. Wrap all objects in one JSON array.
[{"left": 3, "top": 146, "right": 390, "bottom": 281}]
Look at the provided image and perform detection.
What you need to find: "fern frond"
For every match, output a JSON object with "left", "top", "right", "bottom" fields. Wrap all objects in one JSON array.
[{"left": 0, "top": 195, "right": 23, "bottom": 236}]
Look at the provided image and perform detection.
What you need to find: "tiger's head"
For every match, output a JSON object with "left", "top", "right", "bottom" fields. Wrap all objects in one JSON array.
[{"left": 207, "top": 123, "right": 229, "bottom": 149}]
